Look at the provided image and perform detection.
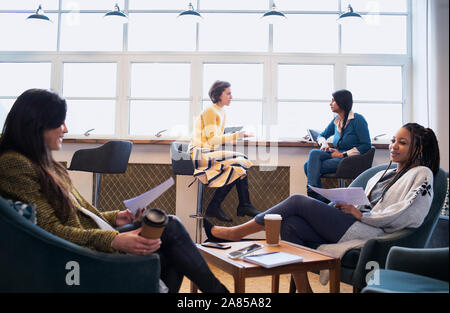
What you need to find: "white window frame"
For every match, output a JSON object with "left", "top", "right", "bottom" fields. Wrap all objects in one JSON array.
[{"left": 0, "top": 0, "right": 412, "bottom": 141}]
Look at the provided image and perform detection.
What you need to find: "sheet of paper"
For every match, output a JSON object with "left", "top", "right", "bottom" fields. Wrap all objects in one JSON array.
[
  {"left": 308, "top": 185, "right": 370, "bottom": 206},
  {"left": 123, "top": 177, "right": 174, "bottom": 214}
]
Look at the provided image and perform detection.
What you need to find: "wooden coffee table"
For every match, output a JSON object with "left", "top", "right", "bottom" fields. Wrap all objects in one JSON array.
[{"left": 192, "top": 240, "right": 340, "bottom": 293}]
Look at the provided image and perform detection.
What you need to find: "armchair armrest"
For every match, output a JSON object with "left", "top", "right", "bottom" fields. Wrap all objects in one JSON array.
[
  {"left": 57, "top": 247, "right": 161, "bottom": 293},
  {"left": 385, "top": 247, "right": 449, "bottom": 282},
  {"left": 335, "top": 148, "right": 375, "bottom": 179},
  {"left": 351, "top": 229, "right": 417, "bottom": 290}
]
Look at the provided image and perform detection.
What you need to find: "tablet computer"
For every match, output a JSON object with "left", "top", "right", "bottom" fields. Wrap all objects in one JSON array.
[
  {"left": 224, "top": 126, "right": 243, "bottom": 134},
  {"left": 307, "top": 129, "right": 320, "bottom": 143}
]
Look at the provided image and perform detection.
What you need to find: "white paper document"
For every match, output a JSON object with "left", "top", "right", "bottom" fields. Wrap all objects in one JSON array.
[
  {"left": 308, "top": 185, "right": 370, "bottom": 206},
  {"left": 123, "top": 177, "right": 174, "bottom": 214}
]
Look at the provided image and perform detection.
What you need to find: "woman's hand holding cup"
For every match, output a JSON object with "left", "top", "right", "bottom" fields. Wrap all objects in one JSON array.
[{"left": 111, "top": 228, "right": 161, "bottom": 255}]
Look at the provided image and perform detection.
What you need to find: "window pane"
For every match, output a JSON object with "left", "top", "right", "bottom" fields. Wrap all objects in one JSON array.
[
  {"left": 129, "top": 100, "right": 189, "bottom": 137},
  {"left": 342, "top": 0, "right": 407, "bottom": 13},
  {"left": 62, "top": 0, "right": 124, "bottom": 10},
  {"left": 60, "top": 13, "right": 123, "bottom": 51},
  {"left": 274, "top": 14, "right": 338, "bottom": 53},
  {"left": 0, "top": 63, "right": 52, "bottom": 96},
  {"left": 278, "top": 65, "right": 334, "bottom": 100},
  {"left": 203, "top": 64, "right": 263, "bottom": 99},
  {"left": 128, "top": 13, "right": 196, "bottom": 51},
  {"left": 347, "top": 66, "right": 402, "bottom": 101},
  {"left": 66, "top": 100, "right": 116, "bottom": 135},
  {"left": 129, "top": 0, "right": 187, "bottom": 10},
  {"left": 0, "top": 99, "right": 14, "bottom": 130},
  {"left": 200, "top": 0, "right": 268, "bottom": 10},
  {"left": 130, "top": 63, "right": 190, "bottom": 98},
  {"left": 277, "top": 102, "right": 334, "bottom": 138},
  {"left": 342, "top": 16, "right": 406, "bottom": 54},
  {"left": 275, "top": 0, "right": 338, "bottom": 11},
  {"left": 63, "top": 63, "right": 117, "bottom": 97},
  {"left": 0, "top": 13, "right": 57, "bottom": 51},
  {"left": 199, "top": 14, "right": 268, "bottom": 52},
  {"left": 353, "top": 103, "right": 402, "bottom": 139},
  {"left": 0, "top": 0, "right": 58, "bottom": 10}
]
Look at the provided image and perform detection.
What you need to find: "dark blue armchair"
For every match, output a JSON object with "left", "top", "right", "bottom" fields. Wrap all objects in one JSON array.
[
  {"left": 362, "top": 246, "right": 449, "bottom": 293},
  {"left": 0, "top": 196, "right": 160, "bottom": 293}
]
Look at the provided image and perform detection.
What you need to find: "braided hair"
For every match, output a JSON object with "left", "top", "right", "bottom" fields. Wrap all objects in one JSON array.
[{"left": 368, "top": 123, "right": 440, "bottom": 200}]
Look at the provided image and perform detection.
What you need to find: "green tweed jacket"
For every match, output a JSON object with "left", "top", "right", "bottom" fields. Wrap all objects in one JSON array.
[{"left": 0, "top": 150, "right": 119, "bottom": 253}]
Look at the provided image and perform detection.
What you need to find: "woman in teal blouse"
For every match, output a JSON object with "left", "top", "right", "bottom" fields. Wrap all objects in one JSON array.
[{"left": 304, "top": 89, "right": 371, "bottom": 202}]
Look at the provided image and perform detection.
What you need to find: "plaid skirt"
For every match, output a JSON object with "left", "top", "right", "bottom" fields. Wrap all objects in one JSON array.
[{"left": 190, "top": 148, "right": 253, "bottom": 188}]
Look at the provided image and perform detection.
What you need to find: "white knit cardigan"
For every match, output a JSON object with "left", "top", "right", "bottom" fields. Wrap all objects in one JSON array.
[{"left": 318, "top": 165, "right": 434, "bottom": 285}]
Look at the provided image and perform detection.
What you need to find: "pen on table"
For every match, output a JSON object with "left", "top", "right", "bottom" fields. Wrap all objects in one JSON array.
[{"left": 247, "top": 251, "right": 278, "bottom": 257}]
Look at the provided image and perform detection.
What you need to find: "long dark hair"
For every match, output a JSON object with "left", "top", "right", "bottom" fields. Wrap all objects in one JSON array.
[
  {"left": 332, "top": 89, "right": 353, "bottom": 149},
  {"left": 208, "top": 80, "right": 231, "bottom": 104},
  {"left": 368, "top": 123, "right": 440, "bottom": 200},
  {"left": 0, "top": 89, "right": 74, "bottom": 222}
]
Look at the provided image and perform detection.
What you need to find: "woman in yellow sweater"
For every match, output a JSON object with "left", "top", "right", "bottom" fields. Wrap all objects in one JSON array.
[{"left": 189, "top": 80, "right": 260, "bottom": 222}]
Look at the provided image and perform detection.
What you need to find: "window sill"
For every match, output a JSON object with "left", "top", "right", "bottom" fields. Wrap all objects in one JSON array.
[{"left": 62, "top": 138, "right": 389, "bottom": 149}]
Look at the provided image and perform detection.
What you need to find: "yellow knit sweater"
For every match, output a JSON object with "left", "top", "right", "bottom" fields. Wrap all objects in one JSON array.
[
  {"left": 190, "top": 103, "right": 239, "bottom": 150},
  {"left": 0, "top": 150, "right": 119, "bottom": 253}
]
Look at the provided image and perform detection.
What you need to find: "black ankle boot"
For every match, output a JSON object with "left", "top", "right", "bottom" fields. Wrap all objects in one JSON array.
[
  {"left": 237, "top": 203, "right": 260, "bottom": 217},
  {"left": 204, "top": 183, "right": 235, "bottom": 222},
  {"left": 205, "top": 203, "right": 232, "bottom": 222},
  {"left": 235, "top": 177, "right": 261, "bottom": 217}
]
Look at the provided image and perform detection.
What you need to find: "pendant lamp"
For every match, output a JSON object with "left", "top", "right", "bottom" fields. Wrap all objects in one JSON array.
[
  {"left": 104, "top": 3, "right": 128, "bottom": 24},
  {"left": 26, "top": 4, "right": 52, "bottom": 23},
  {"left": 261, "top": 3, "right": 287, "bottom": 24}
]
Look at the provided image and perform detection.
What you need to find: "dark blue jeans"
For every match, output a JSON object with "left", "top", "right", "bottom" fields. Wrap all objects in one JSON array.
[
  {"left": 254, "top": 194, "right": 357, "bottom": 249},
  {"left": 304, "top": 149, "right": 343, "bottom": 188}
]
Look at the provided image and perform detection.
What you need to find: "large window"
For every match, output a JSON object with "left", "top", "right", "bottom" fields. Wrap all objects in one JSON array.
[
  {"left": 62, "top": 63, "right": 117, "bottom": 136},
  {"left": 0, "top": 0, "right": 410, "bottom": 141},
  {"left": 347, "top": 65, "right": 404, "bottom": 139},
  {"left": 129, "top": 63, "right": 191, "bottom": 137},
  {"left": 0, "top": 62, "right": 52, "bottom": 128},
  {"left": 277, "top": 65, "right": 335, "bottom": 138}
]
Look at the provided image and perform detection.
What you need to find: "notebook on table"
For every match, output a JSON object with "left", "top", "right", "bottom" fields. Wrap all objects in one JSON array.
[{"left": 243, "top": 252, "right": 303, "bottom": 268}]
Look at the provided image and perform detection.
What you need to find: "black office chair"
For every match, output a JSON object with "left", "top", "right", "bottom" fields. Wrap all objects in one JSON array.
[
  {"left": 322, "top": 146, "right": 376, "bottom": 187},
  {"left": 68, "top": 140, "right": 133, "bottom": 208},
  {"left": 170, "top": 142, "right": 204, "bottom": 243}
]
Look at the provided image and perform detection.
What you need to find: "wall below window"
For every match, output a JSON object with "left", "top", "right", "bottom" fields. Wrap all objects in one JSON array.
[{"left": 54, "top": 143, "right": 389, "bottom": 240}]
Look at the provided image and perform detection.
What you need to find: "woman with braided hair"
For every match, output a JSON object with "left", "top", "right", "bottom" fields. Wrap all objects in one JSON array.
[{"left": 204, "top": 123, "right": 440, "bottom": 292}]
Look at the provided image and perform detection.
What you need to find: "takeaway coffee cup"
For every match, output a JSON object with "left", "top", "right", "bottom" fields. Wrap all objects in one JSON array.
[
  {"left": 140, "top": 208, "right": 169, "bottom": 239},
  {"left": 264, "top": 214, "right": 282, "bottom": 246}
]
